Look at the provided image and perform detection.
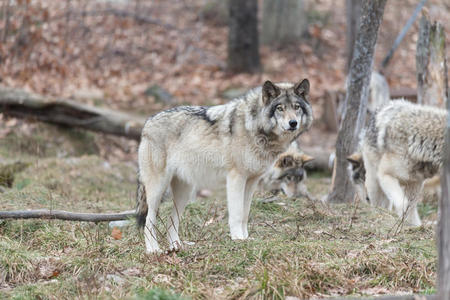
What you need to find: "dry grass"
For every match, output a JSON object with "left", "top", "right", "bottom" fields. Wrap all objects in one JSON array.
[{"left": 0, "top": 125, "right": 439, "bottom": 299}]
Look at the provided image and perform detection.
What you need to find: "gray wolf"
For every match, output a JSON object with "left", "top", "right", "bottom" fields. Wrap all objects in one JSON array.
[
  {"left": 136, "top": 80, "right": 313, "bottom": 253},
  {"left": 360, "top": 100, "right": 446, "bottom": 226},
  {"left": 259, "top": 141, "right": 314, "bottom": 198}
]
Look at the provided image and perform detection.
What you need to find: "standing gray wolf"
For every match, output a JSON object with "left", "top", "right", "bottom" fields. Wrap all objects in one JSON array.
[
  {"left": 360, "top": 100, "right": 447, "bottom": 226},
  {"left": 136, "top": 80, "right": 313, "bottom": 253},
  {"left": 259, "top": 141, "right": 314, "bottom": 198}
]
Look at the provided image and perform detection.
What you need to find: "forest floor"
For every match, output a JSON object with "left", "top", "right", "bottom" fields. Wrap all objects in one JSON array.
[
  {"left": 0, "top": 0, "right": 449, "bottom": 298},
  {"left": 0, "top": 123, "right": 438, "bottom": 299}
]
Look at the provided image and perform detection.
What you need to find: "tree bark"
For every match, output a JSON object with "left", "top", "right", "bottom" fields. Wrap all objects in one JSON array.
[
  {"left": 416, "top": 14, "right": 448, "bottom": 107},
  {"left": 438, "top": 76, "right": 450, "bottom": 299},
  {"left": 0, "top": 209, "right": 135, "bottom": 222},
  {"left": 346, "top": 0, "right": 361, "bottom": 72},
  {"left": 227, "top": 0, "right": 260, "bottom": 73},
  {"left": 261, "top": 0, "right": 307, "bottom": 45},
  {"left": 0, "top": 85, "right": 145, "bottom": 141},
  {"left": 328, "top": 0, "right": 387, "bottom": 204}
]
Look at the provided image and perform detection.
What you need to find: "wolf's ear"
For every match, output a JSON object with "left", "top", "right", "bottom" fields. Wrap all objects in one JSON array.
[
  {"left": 346, "top": 153, "right": 362, "bottom": 168},
  {"left": 278, "top": 155, "right": 294, "bottom": 168},
  {"left": 301, "top": 154, "right": 315, "bottom": 165},
  {"left": 294, "top": 79, "right": 310, "bottom": 98},
  {"left": 262, "top": 80, "right": 281, "bottom": 105}
]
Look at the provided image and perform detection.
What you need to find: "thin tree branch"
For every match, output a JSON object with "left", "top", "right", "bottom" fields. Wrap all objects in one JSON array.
[
  {"left": 0, "top": 209, "right": 136, "bottom": 222},
  {"left": 53, "top": 8, "right": 177, "bottom": 31}
]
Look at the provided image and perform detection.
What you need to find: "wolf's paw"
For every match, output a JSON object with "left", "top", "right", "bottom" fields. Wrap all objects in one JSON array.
[
  {"left": 145, "top": 247, "right": 163, "bottom": 255},
  {"left": 231, "top": 233, "right": 247, "bottom": 240},
  {"left": 167, "top": 240, "right": 182, "bottom": 254}
]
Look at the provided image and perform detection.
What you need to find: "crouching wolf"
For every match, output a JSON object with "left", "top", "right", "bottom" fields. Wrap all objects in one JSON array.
[
  {"left": 358, "top": 100, "right": 447, "bottom": 226},
  {"left": 259, "top": 142, "right": 314, "bottom": 198},
  {"left": 136, "top": 80, "right": 313, "bottom": 253}
]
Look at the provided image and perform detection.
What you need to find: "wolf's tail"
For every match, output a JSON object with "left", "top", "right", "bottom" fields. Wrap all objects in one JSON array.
[{"left": 136, "top": 179, "right": 148, "bottom": 229}]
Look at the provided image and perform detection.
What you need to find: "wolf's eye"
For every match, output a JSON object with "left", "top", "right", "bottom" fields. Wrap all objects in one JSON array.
[
  {"left": 293, "top": 103, "right": 301, "bottom": 110},
  {"left": 286, "top": 175, "right": 292, "bottom": 181},
  {"left": 277, "top": 105, "right": 284, "bottom": 112}
]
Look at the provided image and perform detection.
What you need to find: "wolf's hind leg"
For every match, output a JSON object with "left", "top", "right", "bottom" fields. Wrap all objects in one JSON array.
[
  {"left": 226, "top": 170, "right": 247, "bottom": 240},
  {"left": 167, "top": 177, "right": 195, "bottom": 251},
  {"left": 142, "top": 172, "right": 172, "bottom": 254},
  {"left": 242, "top": 176, "right": 261, "bottom": 239}
]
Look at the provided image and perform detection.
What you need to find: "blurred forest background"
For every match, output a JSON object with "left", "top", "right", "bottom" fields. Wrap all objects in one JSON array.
[
  {"left": 1, "top": 0, "right": 449, "bottom": 162},
  {"left": 0, "top": 0, "right": 447, "bottom": 164}
]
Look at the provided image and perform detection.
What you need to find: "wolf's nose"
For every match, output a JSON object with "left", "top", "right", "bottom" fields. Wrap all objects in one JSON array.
[
  {"left": 296, "top": 168, "right": 304, "bottom": 180},
  {"left": 289, "top": 120, "right": 298, "bottom": 128}
]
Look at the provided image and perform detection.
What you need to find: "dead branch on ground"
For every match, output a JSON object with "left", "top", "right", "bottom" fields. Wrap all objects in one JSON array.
[{"left": 0, "top": 209, "right": 135, "bottom": 222}]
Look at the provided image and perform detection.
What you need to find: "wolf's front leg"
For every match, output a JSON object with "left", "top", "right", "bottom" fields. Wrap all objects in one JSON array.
[
  {"left": 377, "top": 155, "right": 421, "bottom": 226},
  {"left": 226, "top": 170, "right": 248, "bottom": 240},
  {"left": 403, "top": 182, "right": 422, "bottom": 226}
]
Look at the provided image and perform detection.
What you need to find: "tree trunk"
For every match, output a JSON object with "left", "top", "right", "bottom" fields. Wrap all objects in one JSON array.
[
  {"left": 416, "top": 14, "right": 448, "bottom": 107},
  {"left": 227, "top": 0, "right": 260, "bottom": 73},
  {"left": 438, "top": 80, "right": 450, "bottom": 300},
  {"left": 0, "top": 85, "right": 145, "bottom": 141},
  {"left": 261, "top": 0, "right": 307, "bottom": 45},
  {"left": 346, "top": 0, "right": 361, "bottom": 72},
  {"left": 328, "top": 0, "right": 387, "bottom": 204}
]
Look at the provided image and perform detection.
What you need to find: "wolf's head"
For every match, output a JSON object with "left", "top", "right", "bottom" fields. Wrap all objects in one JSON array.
[
  {"left": 273, "top": 152, "right": 314, "bottom": 197},
  {"left": 261, "top": 79, "right": 313, "bottom": 138},
  {"left": 347, "top": 152, "right": 368, "bottom": 202},
  {"left": 347, "top": 152, "right": 365, "bottom": 185}
]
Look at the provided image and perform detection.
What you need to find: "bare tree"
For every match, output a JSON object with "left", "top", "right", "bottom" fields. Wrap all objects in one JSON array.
[
  {"left": 227, "top": 0, "right": 260, "bottom": 73},
  {"left": 438, "top": 62, "right": 450, "bottom": 300},
  {"left": 261, "top": 0, "right": 307, "bottom": 45},
  {"left": 328, "top": 0, "right": 387, "bottom": 204},
  {"left": 346, "top": 0, "right": 361, "bottom": 72},
  {"left": 416, "top": 13, "right": 448, "bottom": 107}
]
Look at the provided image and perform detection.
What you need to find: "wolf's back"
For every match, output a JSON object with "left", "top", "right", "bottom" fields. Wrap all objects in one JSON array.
[{"left": 367, "top": 100, "right": 446, "bottom": 164}]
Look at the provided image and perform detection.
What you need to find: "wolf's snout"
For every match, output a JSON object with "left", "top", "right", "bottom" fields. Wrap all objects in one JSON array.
[{"left": 289, "top": 120, "right": 298, "bottom": 129}]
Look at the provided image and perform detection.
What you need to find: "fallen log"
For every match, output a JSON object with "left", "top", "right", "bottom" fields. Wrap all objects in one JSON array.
[
  {"left": 0, "top": 85, "right": 145, "bottom": 141},
  {"left": 390, "top": 87, "right": 417, "bottom": 101},
  {"left": 0, "top": 209, "right": 136, "bottom": 222}
]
